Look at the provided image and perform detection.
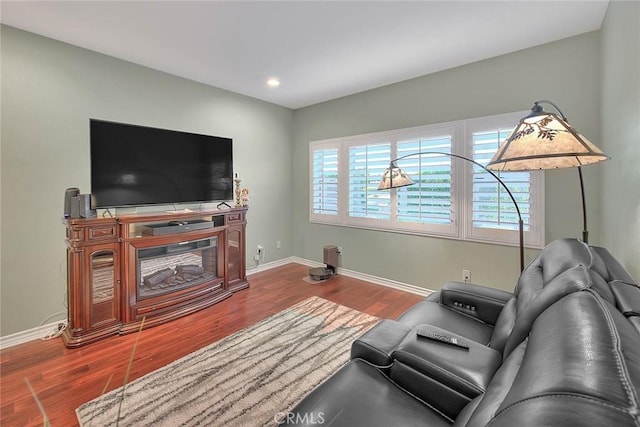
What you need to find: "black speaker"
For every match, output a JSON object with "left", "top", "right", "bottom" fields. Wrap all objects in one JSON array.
[
  {"left": 78, "top": 194, "right": 97, "bottom": 218},
  {"left": 64, "top": 188, "right": 80, "bottom": 218}
]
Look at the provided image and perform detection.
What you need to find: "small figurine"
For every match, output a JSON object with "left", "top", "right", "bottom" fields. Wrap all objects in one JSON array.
[{"left": 240, "top": 188, "right": 249, "bottom": 206}]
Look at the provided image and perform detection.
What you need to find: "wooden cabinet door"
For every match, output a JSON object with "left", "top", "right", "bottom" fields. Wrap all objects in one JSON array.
[
  {"left": 64, "top": 241, "right": 121, "bottom": 347},
  {"left": 86, "top": 244, "right": 120, "bottom": 328},
  {"left": 226, "top": 225, "right": 248, "bottom": 291}
]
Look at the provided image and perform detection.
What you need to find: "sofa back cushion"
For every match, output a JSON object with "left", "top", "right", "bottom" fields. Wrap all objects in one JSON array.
[
  {"left": 513, "top": 238, "right": 593, "bottom": 301},
  {"left": 501, "top": 265, "right": 615, "bottom": 357},
  {"left": 458, "top": 290, "right": 640, "bottom": 427},
  {"left": 590, "top": 245, "right": 640, "bottom": 333},
  {"left": 591, "top": 245, "right": 638, "bottom": 284},
  {"left": 488, "top": 238, "right": 607, "bottom": 354}
]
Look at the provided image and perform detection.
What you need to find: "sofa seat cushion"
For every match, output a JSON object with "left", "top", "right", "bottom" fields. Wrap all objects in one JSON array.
[
  {"left": 283, "top": 359, "right": 451, "bottom": 427},
  {"left": 467, "top": 395, "right": 640, "bottom": 427},
  {"left": 397, "top": 299, "right": 494, "bottom": 345}
]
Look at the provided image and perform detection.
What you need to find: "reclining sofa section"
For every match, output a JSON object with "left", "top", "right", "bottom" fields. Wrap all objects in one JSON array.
[{"left": 283, "top": 238, "right": 640, "bottom": 427}]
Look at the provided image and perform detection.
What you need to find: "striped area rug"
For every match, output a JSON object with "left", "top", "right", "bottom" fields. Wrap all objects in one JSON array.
[{"left": 76, "top": 296, "right": 379, "bottom": 426}]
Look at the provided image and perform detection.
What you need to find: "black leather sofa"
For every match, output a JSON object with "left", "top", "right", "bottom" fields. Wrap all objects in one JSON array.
[{"left": 283, "top": 239, "right": 640, "bottom": 426}]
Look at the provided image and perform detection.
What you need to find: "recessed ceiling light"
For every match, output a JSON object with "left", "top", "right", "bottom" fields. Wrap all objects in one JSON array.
[{"left": 267, "top": 78, "right": 280, "bottom": 88}]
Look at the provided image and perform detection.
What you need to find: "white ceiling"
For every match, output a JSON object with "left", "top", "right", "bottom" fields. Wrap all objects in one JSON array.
[{"left": 1, "top": 1, "right": 609, "bottom": 109}]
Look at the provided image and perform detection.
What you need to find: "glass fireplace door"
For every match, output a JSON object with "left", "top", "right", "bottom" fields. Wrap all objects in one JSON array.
[{"left": 137, "top": 237, "right": 219, "bottom": 299}]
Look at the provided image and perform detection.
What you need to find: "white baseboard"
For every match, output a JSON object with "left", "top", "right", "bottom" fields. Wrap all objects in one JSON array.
[
  {"left": 0, "top": 322, "right": 61, "bottom": 350},
  {"left": 251, "top": 256, "right": 434, "bottom": 297},
  {"left": 1, "top": 258, "right": 432, "bottom": 349},
  {"left": 245, "top": 256, "right": 296, "bottom": 275},
  {"left": 336, "top": 265, "right": 434, "bottom": 297}
]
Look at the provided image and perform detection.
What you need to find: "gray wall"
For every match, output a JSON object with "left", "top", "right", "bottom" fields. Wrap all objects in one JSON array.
[
  {"left": 0, "top": 26, "right": 294, "bottom": 335},
  {"left": 292, "top": 32, "right": 603, "bottom": 292},
  {"left": 2, "top": 2, "right": 638, "bottom": 337},
  {"left": 600, "top": 0, "right": 640, "bottom": 280}
]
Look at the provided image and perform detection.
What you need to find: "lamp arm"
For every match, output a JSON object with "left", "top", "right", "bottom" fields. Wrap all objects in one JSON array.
[{"left": 391, "top": 151, "right": 524, "bottom": 271}]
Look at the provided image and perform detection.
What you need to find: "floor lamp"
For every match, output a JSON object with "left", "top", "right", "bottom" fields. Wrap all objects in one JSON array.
[
  {"left": 486, "top": 100, "right": 609, "bottom": 244},
  {"left": 378, "top": 152, "right": 526, "bottom": 272}
]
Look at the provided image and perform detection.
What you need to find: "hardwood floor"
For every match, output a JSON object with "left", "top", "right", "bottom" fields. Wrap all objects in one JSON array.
[{"left": 0, "top": 263, "right": 425, "bottom": 427}]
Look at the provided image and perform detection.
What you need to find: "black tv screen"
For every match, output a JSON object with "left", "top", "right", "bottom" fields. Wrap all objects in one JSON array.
[{"left": 90, "top": 120, "right": 233, "bottom": 208}]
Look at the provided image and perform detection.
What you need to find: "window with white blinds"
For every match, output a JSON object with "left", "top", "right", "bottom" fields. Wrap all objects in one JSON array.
[
  {"left": 464, "top": 114, "right": 544, "bottom": 248},
  {"left": 310, "top": 145, "right": 339, "bottom": 223},
  {"left": 348, "top": 143, "right": 391, "bottom": 220},
  {"left": 396, "top": 136, "right": 453, "bottom": 225},
  {"left": 471, "top": 129, "right": 528, "bottom": 231},
  {"left": 309, "top": 112, "right": 545, "bottom": 248}
]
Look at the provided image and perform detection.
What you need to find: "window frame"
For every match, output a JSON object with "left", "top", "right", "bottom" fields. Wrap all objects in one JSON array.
[
  {"left": 309, "top": 112, "right": 545, "bottom": 249},
  {"left": 385, "top": 125, "right": 460, "bottom": 237},
  {"left": 344, "top": 135, "right": 392, "bottom": 230},
  {"left": 309, "top": 140, "right": 341, "bottom": 225},
  {"left": 463, "top": 113, "right": 545, "bottom": 248}
]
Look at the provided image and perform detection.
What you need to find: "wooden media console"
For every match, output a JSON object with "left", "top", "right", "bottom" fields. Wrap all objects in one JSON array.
[{"left": 62, "top": 207, "right": 248, "bottom": 347}]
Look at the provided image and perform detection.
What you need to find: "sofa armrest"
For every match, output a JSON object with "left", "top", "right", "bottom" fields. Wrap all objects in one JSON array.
[
  {"left": 440, "top": 281, "right": 513, "bottom": 325},
  {"left": 390, "top": 325, "right": 502, "bottom": 419},
  {"left": 393, "top": 325, "right": 502, "bottom": 397},
  {"left": 351, "top": 319, "right": 412, "bottom": 367}
]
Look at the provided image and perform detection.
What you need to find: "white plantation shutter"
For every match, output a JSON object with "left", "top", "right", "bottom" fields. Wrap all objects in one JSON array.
[
  {"left": 310, "top": 143, "right": 340, "bottom": 223},
  {"left": 348, "top": 143, "right": 391, "bottom": 220},
  {"left": 465, "top": 112, "right": 544, "bottom": 248},
  {"left": 471, "top": 129, "right": 530, "bottom": 231},
  {"left": 309, "top": 112, "right": 544, "bottom": 249},
  {"left": 396, "top": 136, "right": 453, "bottom": 225}
]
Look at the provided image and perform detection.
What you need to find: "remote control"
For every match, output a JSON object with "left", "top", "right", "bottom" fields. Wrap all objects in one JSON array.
[{"left": 416, "top": 329, "right": 469, "bottom": 350}]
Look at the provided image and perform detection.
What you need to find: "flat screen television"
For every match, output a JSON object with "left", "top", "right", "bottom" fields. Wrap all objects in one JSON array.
[{"left": 90, "top": 119, "right": 233, "bottom": 208}]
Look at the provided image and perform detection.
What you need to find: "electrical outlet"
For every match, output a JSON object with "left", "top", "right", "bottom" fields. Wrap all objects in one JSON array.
[
  {"left": 462, "top": 269, "right": 471, "bottom": 283},
  {"left": 254, "top": 254, "right": 260, "bottom": 261},
  {"left": 257, "top": 245, "right": 263, "bottom": 255},
  {"left": 276, "top": 241, "right": 281, "bottom": 249}
]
